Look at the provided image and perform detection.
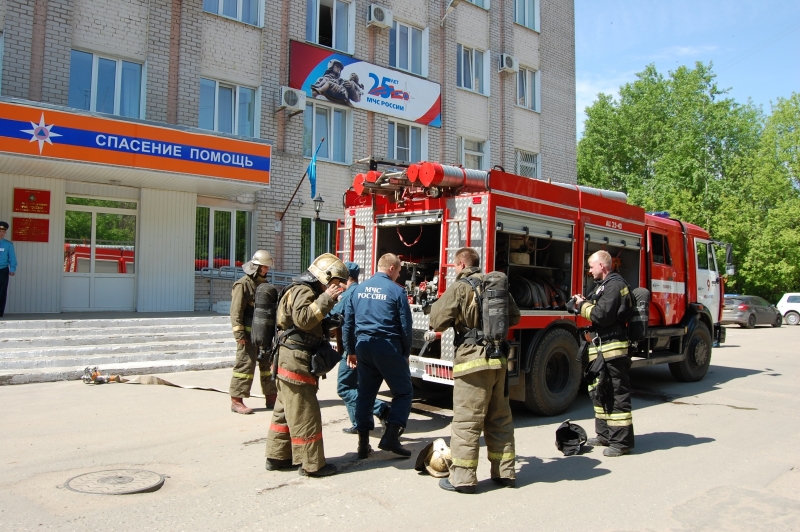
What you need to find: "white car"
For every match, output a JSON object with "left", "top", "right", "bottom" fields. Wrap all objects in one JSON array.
[{"left": 777, "top": 293, "right": 800, "bottom": 326}]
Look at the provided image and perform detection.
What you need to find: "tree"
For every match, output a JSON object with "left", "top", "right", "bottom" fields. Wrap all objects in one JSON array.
[{"left": 578, "top": 63, "right": 799, "bottom": 300}]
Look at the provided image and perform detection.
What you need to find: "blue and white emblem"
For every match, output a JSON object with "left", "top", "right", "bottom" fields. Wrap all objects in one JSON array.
[{"left": 21, "top": 113, "right": 62, "bottom": 154}]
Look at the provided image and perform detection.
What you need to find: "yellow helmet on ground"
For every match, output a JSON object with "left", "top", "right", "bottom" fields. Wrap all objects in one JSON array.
[
  {"left": 414, "top": 438, "right": 452, "bottom": 478},
  {"left": 307, "top": 253, "right": 348, "bottom": 286}
]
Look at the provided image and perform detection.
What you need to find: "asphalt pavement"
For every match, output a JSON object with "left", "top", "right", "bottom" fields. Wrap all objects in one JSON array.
[{"left": 1, "top": 325, "right": 799, "bottom": 531}]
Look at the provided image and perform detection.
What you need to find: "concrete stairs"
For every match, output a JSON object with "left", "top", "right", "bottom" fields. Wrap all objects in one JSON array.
[{"left": 0, "top": 315, "right": 236, "bottom": 385}]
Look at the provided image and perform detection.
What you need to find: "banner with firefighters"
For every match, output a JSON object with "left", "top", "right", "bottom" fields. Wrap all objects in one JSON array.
[
  {"left": 289, "top": 40, "right": 442, "bottom": 127},
  {"left": 0, "top": 101, "right": 271, "bottom": 185}
]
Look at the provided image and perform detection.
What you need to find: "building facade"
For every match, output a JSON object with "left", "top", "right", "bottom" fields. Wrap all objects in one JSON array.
[{"left": 0, "top": 0, "right": 575, "bottom": 314}]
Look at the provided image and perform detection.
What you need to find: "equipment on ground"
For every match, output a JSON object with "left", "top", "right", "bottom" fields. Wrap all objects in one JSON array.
[
  {"left": 338, "top": 158, "right": 733, "bottom": 415},
  {"left": 555, "top": 420, "right": 588, "bottom": 456},
  {"left": 414, "top": 438, "right": 452, "bottom": 477},
  {"left": 82, "top": 367, "right": 121, "bottom": 384}
]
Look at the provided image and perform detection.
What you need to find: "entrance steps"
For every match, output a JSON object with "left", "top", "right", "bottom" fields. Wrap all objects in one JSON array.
[{"left": 0, "top": 315, "right": 238, "bottom": 385}]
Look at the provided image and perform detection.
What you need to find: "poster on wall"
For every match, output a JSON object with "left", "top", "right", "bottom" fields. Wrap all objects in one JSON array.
[
  {"left": 13, "top": 188, "right": 51, "bottom": 214},
  {"left": 289, "top": 41, "right": 441, "bottom": 127},
  {"left": 12, "top": 217, "right": 50, "bottom": 242}
]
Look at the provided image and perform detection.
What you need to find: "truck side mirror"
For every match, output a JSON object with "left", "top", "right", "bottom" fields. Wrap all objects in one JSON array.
[{"left": 726, "top": 264, "right": 736, "bottom": 276}]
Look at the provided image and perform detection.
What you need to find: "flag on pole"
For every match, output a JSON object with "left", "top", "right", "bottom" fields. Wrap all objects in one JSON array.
[{"left": 308, "top": 137, "right": 325, "bottom": 199}]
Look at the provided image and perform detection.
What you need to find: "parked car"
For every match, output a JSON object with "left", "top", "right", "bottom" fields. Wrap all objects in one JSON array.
[
  {"left": 722, "top": 295, "right": 783, "bottom": 328},
  {"left": 777, "top": 293, "right": 800, "bottom": 326}
]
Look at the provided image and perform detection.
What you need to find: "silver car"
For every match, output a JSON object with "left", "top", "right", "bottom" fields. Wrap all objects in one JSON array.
[{"left": 722, "top": 295, "right": 783, "bottom": 328}]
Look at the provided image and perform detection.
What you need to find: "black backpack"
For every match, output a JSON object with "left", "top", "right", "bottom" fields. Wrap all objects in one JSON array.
[
  {"left": 251, "top": 282, "right": 279, "bottom": 351},
  {"left": 628, "top": 287, "right": 650, "bottom": 343},
  {"left": 460, "top": 271, "right": 511, "bottom": 359}
]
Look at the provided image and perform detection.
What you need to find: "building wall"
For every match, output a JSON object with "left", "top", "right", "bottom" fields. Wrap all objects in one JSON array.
[
  {"left": 137, "top": 188, "right": 196, "bottom": 311},
  {"left": 0, "top": 173, "right": 65, "bottom": 313},
  {"left": 0, "top": 0, "right": 577, "bottom": 312},
  {"left": 540, "top": 0, "right": 576, "bottom": 183}
]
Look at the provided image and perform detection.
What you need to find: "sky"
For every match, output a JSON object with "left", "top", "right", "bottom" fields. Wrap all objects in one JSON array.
[{"left": 575, "top": 0, "right": 800, "bottom": 138}]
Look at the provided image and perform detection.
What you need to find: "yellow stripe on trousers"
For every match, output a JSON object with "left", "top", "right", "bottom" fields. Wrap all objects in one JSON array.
[
  {"left": 451, "top": 457, "right": 479, "bottom": 468},
  {"left": 488, "top": 452, "right": 515, "bottom": 462}
]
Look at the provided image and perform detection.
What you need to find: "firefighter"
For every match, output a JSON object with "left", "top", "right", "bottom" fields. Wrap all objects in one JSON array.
[
  {"left": 230, "top": 250, "right": 277, "bottom": 415},
  {"left": 429, "top": 247, "right": 520, "bottom": 494},
  {"left": 342, "top": 254, "right": 413, "bottom": 459},
  {"left": 331, "top": 261, "right": 391, "bottom": 434},
  {"left": 574, "top": 250, "right": 635, "bottom": 456},
  {"left": 264, "top": 253, "right": 347, "bottom": 477}
]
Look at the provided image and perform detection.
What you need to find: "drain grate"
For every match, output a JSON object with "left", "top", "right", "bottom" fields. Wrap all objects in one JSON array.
[{"left": 64, "top": 469, "right": 165, "bottom": 495}]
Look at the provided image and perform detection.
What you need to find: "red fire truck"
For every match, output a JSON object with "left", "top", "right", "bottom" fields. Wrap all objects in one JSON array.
[{"left": 337, "top": 160, "right": 733, "bottom": 416}]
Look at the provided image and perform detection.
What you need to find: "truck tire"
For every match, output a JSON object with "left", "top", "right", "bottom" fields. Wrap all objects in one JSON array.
[
  {"left": 786, "top": 311, "right": 800, "bottom": 326},
  {"left": 669, "top": 322, "right": 712, "bottom": 382},
  {"left": 524, "top": 329, "right": 581, "bottom": 416}
]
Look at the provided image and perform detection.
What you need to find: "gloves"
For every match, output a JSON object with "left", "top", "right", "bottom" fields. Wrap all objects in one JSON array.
[{"left": 423, "top": 330, "right": 438, "bottom": 342}]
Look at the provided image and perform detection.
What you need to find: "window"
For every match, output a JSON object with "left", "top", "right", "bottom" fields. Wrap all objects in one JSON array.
[
  {"left": 651, "top": 233, "right": 672, "bottom": 265},
  {"left": 456, "top": 44, "right": 488, "bottom": 94},
  {"left": 303, "top": 102, "right": 349, "bottom": 163},
  {"left": 460, "top": 138, "right": 488, "bottom": 170},
  {"left": 203, "top": 0, "right": 261, "bottom": 25},
  {"left": 514, "top": 149, "right": 540, "bottom": 179},
  {"left": 195, "top": 207, "right": 252, "bottom": 271},
  {"left": 517, "top": 67, "right": 540, "bottom": 111},
  {"left": 301, "top": 218, "right": 337, "bottom": 269},
  {"left": 696, "top": 242, "right": 709, "bottom": 270},
  {"left": 68, "top": 50, "right": 143, "bottom": 118},
  {"left": 788, "top": 295, "right": 800, "bottom": 304},
  {"left": 388, "top": 121, "right": 424, "bottom": 163},
  {"left": 306, "top": 0, "right": 352, "bottom": 53},
  {"left": 390, "top": 22, "right": 426, "bottom": 76},
  {"left": 465, "top": 0, "right": 489, "bottom": 8},
  {"left": 199, "top": 78, "right": 258, "bottom": 137},
  {"left": 514, "top": 0, "right": 539, "bottom": 31}
]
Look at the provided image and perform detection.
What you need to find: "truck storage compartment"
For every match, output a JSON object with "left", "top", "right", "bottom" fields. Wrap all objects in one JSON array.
[
  {"left": 583, "top": 226, "right": 642, "bottom": 290},
  {"left": 494, "top": 209, "right": 574, "bottom": 311}
]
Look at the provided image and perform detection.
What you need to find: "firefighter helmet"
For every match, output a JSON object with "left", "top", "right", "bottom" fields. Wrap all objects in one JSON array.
[
  {"left": 328, "top": 59, "right": 344, "bottom": 72},
  {"left": 243, "top": 250, "right": 274, "bottom": 275},
  {"left": 307, "top": 253, "right": 348, "bottom": 286},
  {"left": 414, "top": 438, "right": 451, "bottom": 478}
]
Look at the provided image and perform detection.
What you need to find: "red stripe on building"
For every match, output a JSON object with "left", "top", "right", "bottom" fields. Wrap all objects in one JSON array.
[
  {"left": 291, "top": 432, "right": 323, "bottom": 446},
  {"left": 269, "top": 423, "right": 290, "bottom": 434},
  {"left": 277, "top": 366, "right": 318, "bottom": 386}
]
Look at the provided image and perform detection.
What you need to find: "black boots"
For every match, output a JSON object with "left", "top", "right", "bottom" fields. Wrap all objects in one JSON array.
[
  {"left": 378, "top": 423, "right": 411, "bottom": 457},
  {"left": 357, "top": 430, "right": 372, "bottom": 459}
]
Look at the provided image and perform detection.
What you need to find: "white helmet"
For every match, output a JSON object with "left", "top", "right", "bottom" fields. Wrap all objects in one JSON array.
[
  {"left": 414, "top": 438, "right": 452, "bottom": 478},
  {"left": 243, "top": 250, "right": 274, "bottom": 275},
  {"left": 307, "top": 253, "right": 348, "bottom": 286}
]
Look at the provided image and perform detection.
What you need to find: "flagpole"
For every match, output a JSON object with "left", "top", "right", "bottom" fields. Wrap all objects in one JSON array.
[{"left": 279, "top": 137, "right": 325, "bottom": 222}]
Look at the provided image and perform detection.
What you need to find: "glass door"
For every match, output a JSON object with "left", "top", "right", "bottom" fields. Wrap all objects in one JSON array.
[{"left": 63, "top": 197, "right": 137, "bottom": 311}]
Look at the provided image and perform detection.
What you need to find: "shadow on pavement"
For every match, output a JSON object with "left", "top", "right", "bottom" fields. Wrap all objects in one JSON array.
[
  {"left": 630, "top": 432, "right": 715, "bottom": 454},
  {"left": 515, "top": 454, "right": 610, "bottom": 486}
]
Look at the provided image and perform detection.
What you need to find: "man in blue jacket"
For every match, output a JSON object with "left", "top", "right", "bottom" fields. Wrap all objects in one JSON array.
[
  {"left": 343, "top": 253, "right": 413, "bottom": 459},
  {"left": 0, "top": 221, "right": 17, "bottom": 318},
  {"left": 332, "top": 261, "right": 390, "bottom": 434}
]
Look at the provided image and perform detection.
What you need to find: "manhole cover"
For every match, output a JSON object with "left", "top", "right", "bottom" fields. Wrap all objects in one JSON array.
[{"left": 64, "top": 469, "right": 165, "bottom": 495}]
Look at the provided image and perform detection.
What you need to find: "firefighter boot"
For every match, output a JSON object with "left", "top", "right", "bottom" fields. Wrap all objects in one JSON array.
[
  {"left": 587, "top": 436, "right": 609, "bottom": 447},
  {"left": 378, "top": 423, "right": 411, "bottom": 457},
  {"left": 265, "top": 393, "right": 277, "bottom": 409},
  {"left": 231, "top": 397, "right": 254, "bottom": 415},
  {"left": 265, "top": 458, "right": 296, "bottom": 471},
  {"left": 299, "top": 464, "right": 338, "bottom": 477},
  {"left": 439, "top": 477, "right": 476, "bottom": 494},
  {"left": 357, "top": 431, "right": 372, "bottom": 459},
  {"left": 603, "top": 446, "right": 630, "bottom": 457}
]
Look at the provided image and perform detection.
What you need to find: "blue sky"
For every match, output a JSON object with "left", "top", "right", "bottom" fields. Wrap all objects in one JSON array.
[{"left": 575, "top": 1, "right": 800, "bottom": 137}]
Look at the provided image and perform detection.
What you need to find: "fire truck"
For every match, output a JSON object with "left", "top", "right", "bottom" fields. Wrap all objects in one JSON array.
[{"left": 337, "top": 160, "right": 733, "bottom": 416}]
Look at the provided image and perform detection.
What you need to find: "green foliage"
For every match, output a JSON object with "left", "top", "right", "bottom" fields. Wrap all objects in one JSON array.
[{"left": 578, "top": 64, "right": 800, "bottom": 301}]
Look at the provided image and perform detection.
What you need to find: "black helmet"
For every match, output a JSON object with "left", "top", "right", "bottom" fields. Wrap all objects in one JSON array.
[{"left": 555, "top": 420, "right": 587, "bottom": 456}]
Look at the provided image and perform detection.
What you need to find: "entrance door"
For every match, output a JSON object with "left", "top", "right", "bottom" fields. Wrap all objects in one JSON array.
[
  {"left": 694, "top": 238, "right": 721, "bottom": 321},
  {"left": 62, "top": 197, "right": 137, "bottom": 311}
]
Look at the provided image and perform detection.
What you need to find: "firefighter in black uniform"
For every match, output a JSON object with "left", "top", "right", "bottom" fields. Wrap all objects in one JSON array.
[{"left": 574, "top": 250, "right": 635, "bottom": 457}]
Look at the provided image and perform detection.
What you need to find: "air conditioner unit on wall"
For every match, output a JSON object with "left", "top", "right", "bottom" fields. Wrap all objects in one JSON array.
[
  {"left": 499, "top": 53, "right": 519, "bottom": 73},
  {"left": 278, "top": 86, "right": 306, "bottom": 112},
  {"left": 367, "top": 4, "right": 393, "bottom": 29}
]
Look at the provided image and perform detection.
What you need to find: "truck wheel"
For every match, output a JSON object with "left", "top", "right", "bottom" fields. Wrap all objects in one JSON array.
[
  {"left": 669, "top": 322, "right": 712, "bottom": 382},
  {"left": 786, "top": 312, "right": 800, "bottom": 326},
  {"left": 524, "top": 329, "right": 581, "bottom": 416}
]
